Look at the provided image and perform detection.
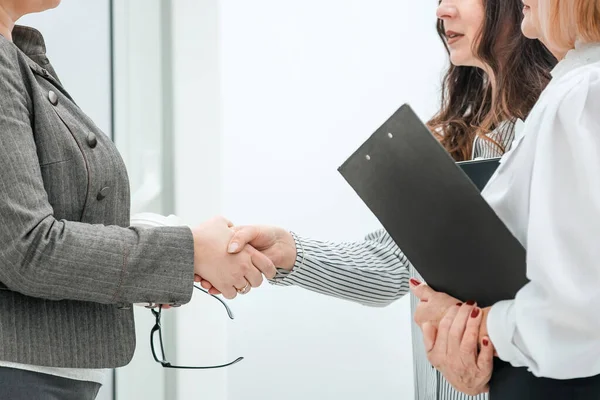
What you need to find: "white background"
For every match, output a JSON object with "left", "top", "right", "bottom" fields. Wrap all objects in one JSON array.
[{"left": 171, "top": 1, "right": 446, "bottom": 399}]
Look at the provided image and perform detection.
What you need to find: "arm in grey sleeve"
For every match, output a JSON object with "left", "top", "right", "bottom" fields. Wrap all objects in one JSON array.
[
  {"left": 270, "top": 229, "right": 411, "bottom": 307},
  {"left": 0, "top": 44, "right": 193, "bottom": 306}
]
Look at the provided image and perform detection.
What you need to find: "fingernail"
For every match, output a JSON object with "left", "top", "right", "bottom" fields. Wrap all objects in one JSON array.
[
  {"left": 228, "top": 243, "right": 239, "bottom": 253},
  {"left": 410, "top": 278, "right": 421, "bottom": 286},
  {"left": 483, "top": 338, "right": 489, "bottom": 347},
  {"left": 456, "top": 302, "right": 463, "bottom": 307},
  {"left": 466, "top": 300, "right": 475, "bottom": 306},
  {"left": 471, "top": 308, "right": 480, "bottom": 318}
]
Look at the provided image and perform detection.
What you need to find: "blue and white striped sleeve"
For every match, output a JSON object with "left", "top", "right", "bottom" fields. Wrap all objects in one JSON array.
[{"left": 269, "top": 229, "right": 411, "bottom": 307}]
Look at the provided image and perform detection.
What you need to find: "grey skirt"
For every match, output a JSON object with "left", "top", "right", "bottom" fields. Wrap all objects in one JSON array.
[{"left": 0, "top": 367, "right": 101, "bottom": 400}]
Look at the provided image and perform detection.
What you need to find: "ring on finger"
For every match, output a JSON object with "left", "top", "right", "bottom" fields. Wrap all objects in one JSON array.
[{"left": 236, "top": 281, "right": 251, "bottom": 295}]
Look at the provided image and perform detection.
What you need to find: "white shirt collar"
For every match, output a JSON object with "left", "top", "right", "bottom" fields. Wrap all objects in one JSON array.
[{"left": 551, "top": 41, "right": 600, "bottom": 80}]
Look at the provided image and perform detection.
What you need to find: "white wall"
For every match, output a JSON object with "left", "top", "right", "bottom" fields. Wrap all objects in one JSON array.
[
  {"left": 171, "top": 1, "right": 229, "bottom": 399},
  {"left": 111, "top": 2, "right": 173, "bottom": 400},
  {"left": 171, "top": 1, "right": 446, "bottom": 399}
]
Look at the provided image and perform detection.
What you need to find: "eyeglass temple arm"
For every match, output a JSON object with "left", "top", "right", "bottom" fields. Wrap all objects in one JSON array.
[
  {"left": 161, "top": 356, "right": 244, "bottom": 370},
  {"left": 193, "top": 284, "right": 235, "bottom": 319}
]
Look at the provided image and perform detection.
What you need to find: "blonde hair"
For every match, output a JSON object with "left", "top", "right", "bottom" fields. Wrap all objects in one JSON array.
[{"left": 540, "top": 0, "right": 600, "bottom": 51}]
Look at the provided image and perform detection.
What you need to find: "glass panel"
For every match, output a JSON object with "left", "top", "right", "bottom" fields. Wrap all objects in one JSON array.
[{"left": 111, "top": 0, "right": 172, "bottom": 399}]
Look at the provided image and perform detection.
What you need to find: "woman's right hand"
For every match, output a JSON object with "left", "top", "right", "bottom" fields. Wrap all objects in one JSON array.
[
  {"left": 227, "top": 225, "right": 297, "bottom": 270},
  {"left": 422, "top": 303, "right": 494, "bottom": 396},
  {"left": 192, "top": 217, "right": 277, "bottom": 299}
]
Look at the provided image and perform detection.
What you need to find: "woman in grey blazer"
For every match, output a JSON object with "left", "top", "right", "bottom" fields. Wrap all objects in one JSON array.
[
  {"left": 217, "top": 0, "right": 558, "bottom": 399},
  {"left": 0, "top": 1, "right": 276, "bottom": 399}
]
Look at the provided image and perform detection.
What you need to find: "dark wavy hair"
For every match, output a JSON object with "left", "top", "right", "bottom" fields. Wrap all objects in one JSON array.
[{"left": 428, "top": 0, "right": 557, "bottom": 161}]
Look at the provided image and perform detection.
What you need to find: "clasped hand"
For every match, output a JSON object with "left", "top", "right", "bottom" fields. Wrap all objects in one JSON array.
[
  {"left": 191, "top": 218, "right": 296, "bottom": 299},
  {"left": 410, "top": 279, "right": 494, "bottom": 396}
]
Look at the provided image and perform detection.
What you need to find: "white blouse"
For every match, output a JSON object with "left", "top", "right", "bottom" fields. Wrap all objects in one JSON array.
[{"left": 483, "top": 41, "right": 600, "bottom": 380}]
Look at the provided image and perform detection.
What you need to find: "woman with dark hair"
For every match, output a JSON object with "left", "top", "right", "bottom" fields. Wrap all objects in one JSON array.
[
  {"left": 429, "top": 0, "right": 555, "bottom": 162},
  {"left": 217, "top": 0, "right": 557, "bottom": 399}
]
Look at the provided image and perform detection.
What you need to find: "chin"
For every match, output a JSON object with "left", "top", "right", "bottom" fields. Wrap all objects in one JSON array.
[
  {"left": 449, "top": 54, "right": 469, "bottom": 67},
  {"left": 38, "top": 0, "right": 61, "bottom": 10},
  {"left": 27, "top": 0, "right": 61, "bottom": 13},
  {"left": 521, "top": 20, "right": 539, "bottom": 39}
]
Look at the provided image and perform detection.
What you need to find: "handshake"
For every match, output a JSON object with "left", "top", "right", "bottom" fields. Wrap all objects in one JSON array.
[{"left": 190, "top": 217, "right": 298, "bottom": 299}]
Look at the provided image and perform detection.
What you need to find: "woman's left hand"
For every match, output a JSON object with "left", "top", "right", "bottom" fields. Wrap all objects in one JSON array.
[
  {"left": 423, "top": 302, "right": 495, "bottom": 396},
  {"left": 410, "top": 279, "right": 462, "bottom": 328}
]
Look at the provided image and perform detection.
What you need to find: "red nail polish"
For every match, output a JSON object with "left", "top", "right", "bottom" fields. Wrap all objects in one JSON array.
[
  {"left": 410, "top": 278, "right": 421, "bottom": 286},
  {"left": 471, "top": 308, "right": 480, "bottom": 318},
  {"left": 466, "top": 300, "right": 475, "bottom": 306},
  {"left": 456, "top": 302, "right": 463, "bottom": 306},
  {"left": 483, "top": 339, "right": 489, "bottom": 347}
]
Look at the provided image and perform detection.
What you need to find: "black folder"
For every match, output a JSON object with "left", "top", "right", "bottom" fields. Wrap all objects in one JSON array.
[
  {"left": 338, "top": 104, "right": 527, "bottom": 306},
  {"left": 457, "top": 158, "right": 500, "bottom": 192}
]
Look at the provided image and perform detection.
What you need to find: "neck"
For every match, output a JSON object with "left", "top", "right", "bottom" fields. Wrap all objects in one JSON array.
[
  {"left": 550, "top": 47, "right": 568, "bottom": 61},
  {"left": 0, "top": 3, "right": 15, "bottom": 41},
  {"left": 540, "top": 38, "right": 568, "bottom": 61}
]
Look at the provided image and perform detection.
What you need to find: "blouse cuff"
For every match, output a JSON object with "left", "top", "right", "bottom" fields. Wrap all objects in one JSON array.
[
  {"left": 488, "top": 300, "right": 527, "bottom": 367},
  {"left": 269, "top": 231, "right": 304, "bottom": 284}
]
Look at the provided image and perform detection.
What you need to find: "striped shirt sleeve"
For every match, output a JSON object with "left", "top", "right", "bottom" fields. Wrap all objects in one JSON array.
[{"left": 269, "top": 229, "right": 411, "bottom": 307}]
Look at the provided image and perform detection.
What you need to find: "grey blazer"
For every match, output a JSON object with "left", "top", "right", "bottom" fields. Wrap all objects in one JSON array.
[{"left": 0, "top": 26, "right": 195, "bottom": 368}]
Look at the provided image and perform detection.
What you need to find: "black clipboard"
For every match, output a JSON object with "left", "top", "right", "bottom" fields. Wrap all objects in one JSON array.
[{"left": 338, "top": 104, "right": 527, "bottom": 307}]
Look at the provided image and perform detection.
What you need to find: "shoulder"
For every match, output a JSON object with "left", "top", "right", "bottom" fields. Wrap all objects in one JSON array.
[
  {"left": 0, "top": 35, "right": 27, "bottom": 80},
  {"left": 555, "top": 62, "right": 600, "bottom": 126},
  {"left": 0, "top": 36, "right": 31, "bottom": 101},
  {"left": 0, "top": 35, "right": 23, "bottom": 71},
  {"left": 535, "top": 62, "right": 600, "bottom": 148},
  {"left": 551, "top": 60, "right": 600, "bottom": 103}
]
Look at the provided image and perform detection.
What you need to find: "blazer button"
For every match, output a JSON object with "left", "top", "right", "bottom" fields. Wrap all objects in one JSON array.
[
  {"left": 48, "top": 90, "right": 58, "bottom": 106},
  {"left": 97, "top": 186, "right": 110, "bottom": 201},
  {"left": 87, "top": 133, "right": 98, "bottom": 148}
]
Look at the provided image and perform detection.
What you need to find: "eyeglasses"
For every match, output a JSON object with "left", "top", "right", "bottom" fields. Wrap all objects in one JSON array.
[{"left": 150, "top": 285, "right": 244, "bottom": 369}]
